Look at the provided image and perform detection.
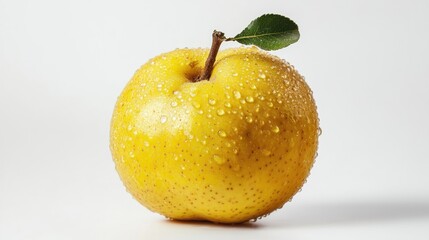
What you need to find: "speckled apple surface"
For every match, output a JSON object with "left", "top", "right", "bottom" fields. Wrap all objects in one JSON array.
[{"left": 110, "top": 47, "right": 319, "bottom": 223}]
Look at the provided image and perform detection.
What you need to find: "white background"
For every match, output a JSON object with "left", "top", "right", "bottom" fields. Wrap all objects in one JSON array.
[{"left": 1, "top": 0, "right": 429, "bottom": 239}]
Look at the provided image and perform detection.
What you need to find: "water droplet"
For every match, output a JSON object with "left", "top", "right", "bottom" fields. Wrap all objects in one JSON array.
[
  {"left": 233, "top": 91, "right": 241, "bottom": 99},
  {"left": 127, "top": 124, "right": 133, "bottom": 131},
  {"left": 250, "top": 84, "right": 257, "bottom": 90},
  {"left": 245, "top": 96, "right": 254, "bottom": 103},
  {"left": 262, "top": 149, "right": 271, "bottom": 156},
  {"left": 143, "top": 141, "right": 150, "bottom": 147},
  {"left": 271, "top": 125, "right": 280, "bottom": 133},
  {"left": 259, "top": 73, "right": 266, "bottom": 79},
  {"left": 267, "top": 102, "right": 274, "bottom": 107},
  {"left": 318, "top": 127, "right": 322, "bottom": 136},
  {"left": 192, "top": 102, "right": 201, "bottom": 109},
  {"left": 129, "top": 151, "right": 135, "bottom": 158},
  {"left": 190, "top": 87, "right": 197, "bottom": 97},
  {"left": 224, "top": 102, "right": 231, "bottom": 108},
  {"left": 232, "top": 73, "right": 238, "bottom": 77},
  {"left": 233, "top": 148, "right": 239, "bottom": 154},
  {"left": 208, "top": 99, "right": 216, "bottom": 105},
  {"left": 160, "top": 115, "right": 167, "bottom": 123},
  {"left": 213, "top": 154, "right": 226, "bottom": 164},
  {"left": 245, "top": 116, "right": 253, "bottom": 123},
  {"left": 217, "top": 109, "right": 225, "bottom": 116},
  {"left": 231, "top": 160, "right": 241, "bottom": 171},
  {"left": 218, "top": 130, "right": 227, "bottom": 137},
  {"left": 170, "top": 101, "right": 178, "bottom": 107}
]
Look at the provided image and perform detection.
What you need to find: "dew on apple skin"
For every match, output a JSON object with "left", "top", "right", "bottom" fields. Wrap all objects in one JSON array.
[
  {"left": 232, "top": 164, "right": 240, "bottom": 172},
  {"left": 317, "top": 127, "right": 322, "bottom": 136},
  {"left": 224, "top": 102, "right": 232, "bottom": 108},
  {"left": 216, "top": 109, "right": 225, "bottom": 116},
  {"left": 233, "top": 91, "right": 241, "bottom": 99},
  {"left": 232, "top": 73, "right": 238, "bottom": 77},
  {"left": 208, "top": 99, "right": 216, "bottom": 106},
  {"left": 218, "top": 130, "right": 227, "bottom": 138},
  {"left": 258, "top": 73, "right": 266, "bottom": 79},
  {"left": 213, "top": 154, "right": 226, "bottom": 164},
  {"left": 245, "top": 96, "right": 254, "bottom": 103},
  {"left": 170, "top": 101, "right": 178, "bottom": 107},
  {"left": 232, "top": 148, "right": 239, "bottom": 155},
  {"left": 192, "top": 102, "right": 201, "bottom": 109},
  {"left": 160, "top": 115, "right": 168, "bottom": 124},
  {"left": 245, "top": 116, "right": 253, "bottom": 123},
  {"left": 271, "top": 125, "right": 280, "bottom": 133},
  {"left": 262, "top": 149, "right": 271, "bottom": 156}
]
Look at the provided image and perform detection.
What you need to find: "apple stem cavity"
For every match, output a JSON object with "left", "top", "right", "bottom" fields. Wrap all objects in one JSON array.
[{"left": 196, "top": 30, "right": 225, "bottom": 82}]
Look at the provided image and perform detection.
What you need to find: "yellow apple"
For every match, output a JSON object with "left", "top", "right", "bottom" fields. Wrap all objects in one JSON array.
[{"left": 110, "top": 47, "right": 319, "bottom": 223}]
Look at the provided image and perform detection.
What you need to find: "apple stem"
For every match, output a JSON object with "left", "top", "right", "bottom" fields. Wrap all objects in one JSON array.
[{"left": 196, "top": 30, "right": 225, "bottom": 81}]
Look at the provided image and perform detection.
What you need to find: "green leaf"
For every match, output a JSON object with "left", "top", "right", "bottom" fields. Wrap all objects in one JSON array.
[{"left": 229, "top": 14, "right": 300, "bottom": 51}]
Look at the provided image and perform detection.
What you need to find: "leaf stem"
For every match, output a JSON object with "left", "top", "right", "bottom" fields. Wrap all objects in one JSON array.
[{"left": 196, "top": 30, "right": 225, "bottom": 81}]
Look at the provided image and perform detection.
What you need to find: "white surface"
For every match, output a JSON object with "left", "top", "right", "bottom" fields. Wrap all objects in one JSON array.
[{"left": 1, "top": 0, "right": 429, "bottom": 239}]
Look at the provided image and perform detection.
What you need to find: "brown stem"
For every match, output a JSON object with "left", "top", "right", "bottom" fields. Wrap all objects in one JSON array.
[{"left": 196, "top": 30, "right": 225, "bottom": 81}]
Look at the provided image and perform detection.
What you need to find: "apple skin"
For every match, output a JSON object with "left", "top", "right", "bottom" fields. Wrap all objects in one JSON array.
[{"left": 110, "top": 47, "right": 319, "bottom": 223}]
